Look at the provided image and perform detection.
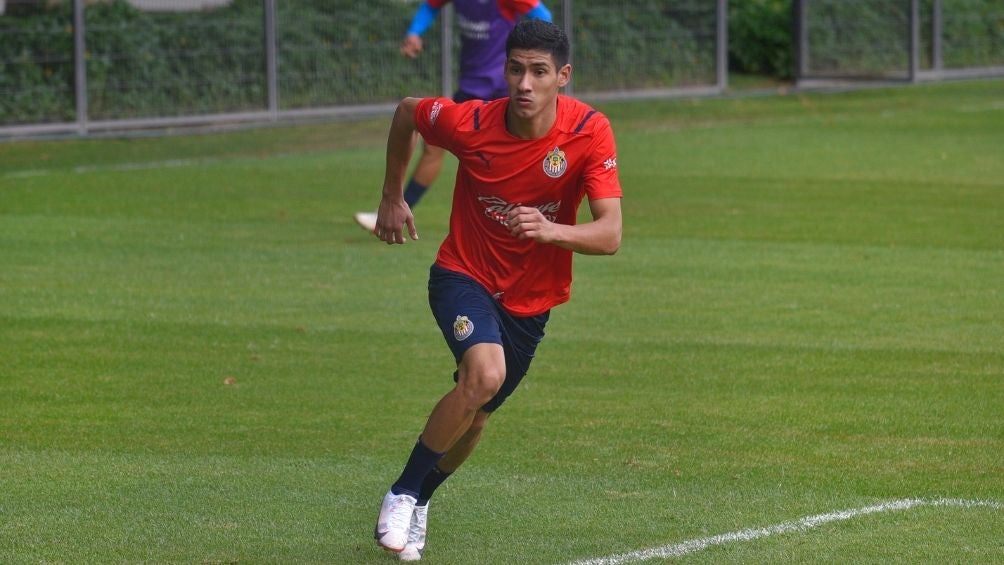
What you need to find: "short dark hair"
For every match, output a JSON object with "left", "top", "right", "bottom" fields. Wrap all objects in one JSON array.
[{"left": 505, "top": 19, "right": 570, "bottom": 68}]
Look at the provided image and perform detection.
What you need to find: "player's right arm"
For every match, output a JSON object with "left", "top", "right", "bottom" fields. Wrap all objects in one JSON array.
[
  {"left": 375, "top": 98, "right": 423, "bottom": 244},
  {"left": 401, "top": 1, "right": 445, "bottom": 58}
]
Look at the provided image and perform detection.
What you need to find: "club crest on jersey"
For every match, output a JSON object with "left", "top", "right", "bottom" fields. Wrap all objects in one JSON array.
[
  {"left": 429, "top": 101, "right": 443, "bottom": 125},
  {"left": 542, "top": 146, "right": 568, "bottom": 178},
  {"left": 453, "top": 315, "right": 474, "bottom": 341}
]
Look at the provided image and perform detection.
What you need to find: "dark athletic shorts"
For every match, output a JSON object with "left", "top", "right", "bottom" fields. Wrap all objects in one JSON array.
[{"left": 428, "top": 264, "right": 549, "bottom": 412}]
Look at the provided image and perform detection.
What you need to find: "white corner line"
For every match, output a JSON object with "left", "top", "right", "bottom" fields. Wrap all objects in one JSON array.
[{"left": 566, "top": 498, "right": 1004, "bottom": 565}]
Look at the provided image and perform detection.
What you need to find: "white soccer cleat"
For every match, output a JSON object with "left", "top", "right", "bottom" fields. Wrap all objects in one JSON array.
[
  {"left": 354, "top": 211, "right": 377, "bottom": 232},
  {"left": 399, "top": 502, "right": 428, "bottom": 561},
  {"left": 374, "top": 490, "right": 417, "bottom": 553}
]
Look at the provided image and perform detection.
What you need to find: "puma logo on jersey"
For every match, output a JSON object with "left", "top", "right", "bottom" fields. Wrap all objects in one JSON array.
[{"left": 474, "top": 151, "right": 496, "bottom": 169}]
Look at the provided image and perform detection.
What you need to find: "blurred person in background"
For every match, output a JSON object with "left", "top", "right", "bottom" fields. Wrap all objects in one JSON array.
[{"left": 354, "top": 0, "right": 552, "bottom": 232}]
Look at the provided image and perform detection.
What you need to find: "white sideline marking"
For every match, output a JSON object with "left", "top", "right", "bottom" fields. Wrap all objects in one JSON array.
[{"left": 567, "top": 498, "right": 1003, "bottom": 565}]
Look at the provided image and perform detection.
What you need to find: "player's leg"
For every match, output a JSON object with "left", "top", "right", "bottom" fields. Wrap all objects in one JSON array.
[
  {"left": 405, "top": 142, "right": 445, "bottom": 208},
  {"left": 415, "top": 302, "right": 546, "bottom": 492},
  {"left": 420, "top": 343, "right": 504, "bottom": 452},
  {"left": 399, "top": 301, "right": 549, "bottom": 560},
  {"left": 399, "top": 409, "right": 490, "bottom": 561},
  {"left": 378, "top": 344, "right": 502, "bottom": 554},
  {"left": 438, "top": 409, "right": 490, "bottom": 472},
  {"left": 376, "top": 266, "right": 505, "bottom": 553},
  {"left": 418, "top": 286, "right": 550, "bottom": 487}
]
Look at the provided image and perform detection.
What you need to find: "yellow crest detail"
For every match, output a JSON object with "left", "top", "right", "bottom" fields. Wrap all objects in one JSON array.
[
  {"left": 453, "top": 315, "right": 474, "bottom": 341},
  {"left": 542, "top": 146, "right": 568, "bottom": 178}
]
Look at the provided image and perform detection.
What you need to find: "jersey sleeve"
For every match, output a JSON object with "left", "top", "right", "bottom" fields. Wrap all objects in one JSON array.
[
  {"left": 582, "top": 115, "right": 622, "bottom": 200},
  {"left": 525, "top": 3, "right": 552, "bottom": 22},
  {"left": 414, "top": 97, "right": 463, "bottom": 153},
  {"left": 406, "top": 1, "right": 443, "bottom": 37},
  {"left": 499, "top": 0, "right": 545, "bottom": 21}
]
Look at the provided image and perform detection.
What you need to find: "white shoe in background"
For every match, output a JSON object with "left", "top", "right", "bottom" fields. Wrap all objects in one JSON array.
[{"left": 354, "top": 211, "right": 377, "bottom": 232}]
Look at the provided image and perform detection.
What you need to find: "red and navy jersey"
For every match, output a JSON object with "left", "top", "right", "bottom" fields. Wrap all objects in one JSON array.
[
  {"left": 428, "top": 0, "right": 544, "bottom": 99},
  {"left": 415, "top": 95, "right": 622, "bottom": 317}
]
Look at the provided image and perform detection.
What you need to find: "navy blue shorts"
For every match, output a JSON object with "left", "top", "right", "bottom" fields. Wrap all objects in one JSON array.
[{"left": 428, "top": 264, "right": 549, "bottom": 412}]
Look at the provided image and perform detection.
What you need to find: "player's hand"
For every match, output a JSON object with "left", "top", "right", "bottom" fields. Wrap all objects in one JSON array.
[
  {"left": 400, "top": 35, "right": 423, "bottom": 59},
  {"left": 506, "top": 206, "right": 557, "bottom": 243},
  {"left": 375, "top": 197, "right": 418, "bottom": 245}
]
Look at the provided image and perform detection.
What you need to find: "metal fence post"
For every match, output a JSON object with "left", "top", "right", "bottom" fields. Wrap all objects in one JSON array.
[
  {"left": 793, "top": 0, "right": 807, "bottom": 81},
  {"left": 716, "top": 0, "right": 728, "bottom": 92},
  {"left": 563, "top": 0, "right": 573, "bottom": 96},
  {"left": 264, "top": 0, "right": 279, "bottom": 118},
  {"left": 909, "top": 0, "right": 920, "bottom": 82},
  {"left": 932, "top": 0, "right": 943, "bottom": 73},
  {"left": 441, "top": 4, "right": 454, "bottom": 97},
  {"left": 73, "top": 0, "right": 88, "bottom": 134}
]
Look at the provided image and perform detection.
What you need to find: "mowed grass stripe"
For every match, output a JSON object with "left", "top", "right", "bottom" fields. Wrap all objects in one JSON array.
[{"left": 1, "top": 80, "right": 1002, "bottom": 563}]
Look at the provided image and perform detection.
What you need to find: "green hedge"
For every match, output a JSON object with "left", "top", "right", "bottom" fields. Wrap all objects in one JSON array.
[
  {"left": 730, "top": 0, "right": 794, "bottom": 79},
  {"left": 0, "top": 4, "right": 76, "bottom": 123},
  {"left": 728, "top": 0, "right": 1003, "bottom": 79},
  {"left": 802, "top": 0, "right": 1003, "bottom": 76},
  {"left": 0, "top": 0, "right": 428, "bottom": 123},
  {"left": 572, "top": 2, "right": 715, "bottom": 90},
  {"left": 1, "top": 0, "right": 1001, "bottom": 125},
  {"left": 0, "top": 0, "right": 713, "bottom": 124}
]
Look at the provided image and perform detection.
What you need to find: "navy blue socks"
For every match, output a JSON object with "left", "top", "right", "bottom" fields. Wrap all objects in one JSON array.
[
  {"left": 417, "top": 466, "right": 453, "bottom": 506},
  {"left": 391, "top": 438, "right": 444, "bottom": 499},
  {"left": 404, "top": 179, "right": 429, "bottom": 208}
]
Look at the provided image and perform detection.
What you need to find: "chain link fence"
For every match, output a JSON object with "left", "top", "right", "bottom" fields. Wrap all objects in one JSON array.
[
  {"left": 2, "top": 0, "right": 1001, "bottom": 137},
  {"left": 795, "top": 0, "right": 1004, "bottom": 82},
  {"left": 0, "top": 0, "right": 727, "bottom": 137}
]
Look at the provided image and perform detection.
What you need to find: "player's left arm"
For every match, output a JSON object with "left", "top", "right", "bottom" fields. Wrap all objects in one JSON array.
[{"left": 506, "top": 197, "right": 622, "bottom": 255}]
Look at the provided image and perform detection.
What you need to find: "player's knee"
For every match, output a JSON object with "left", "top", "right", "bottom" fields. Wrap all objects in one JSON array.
[{"left": 458, "top": 365, "right": 505, "bottom": 408}]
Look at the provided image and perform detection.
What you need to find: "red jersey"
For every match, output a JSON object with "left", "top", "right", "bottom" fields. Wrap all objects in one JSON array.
[{"left": 414, "top": 95, "right": 622, "bottom": 316}]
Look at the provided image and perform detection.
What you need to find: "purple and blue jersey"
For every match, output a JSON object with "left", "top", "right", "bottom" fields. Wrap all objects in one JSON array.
[{"left": 407, "top": 0, "right": 553, "bottom": 100}]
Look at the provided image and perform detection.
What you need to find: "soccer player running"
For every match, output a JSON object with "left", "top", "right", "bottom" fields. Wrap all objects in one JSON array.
[
  {"left": 354, "top": 0, "right": 552, "bottom": 232},
  {"left": 371, "top": 19, "right": 622, "bottom": 561}
]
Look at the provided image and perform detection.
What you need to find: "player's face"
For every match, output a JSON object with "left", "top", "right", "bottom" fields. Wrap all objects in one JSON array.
[{"left": 505, "top": 49, "right": 571, "bottom": 121}]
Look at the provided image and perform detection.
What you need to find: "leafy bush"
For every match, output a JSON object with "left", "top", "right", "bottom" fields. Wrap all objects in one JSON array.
[
  {"left": 803, "top": 0, "right": 1003, "bottom": 76},
  {"left": 1, "top": 0, "right": 1001, "bottom": 126},
  {"left": 573, "top": 1, "right": 715, "bottom": 90},
  {"left": 729, "top": 0, "right": 794, "bottom": 79},
  {"left": 0, "top": 4, "right": 76, "bottom": 123},
  {"left": 939, "top": 0, "right": 1004, "bottom": 68}
]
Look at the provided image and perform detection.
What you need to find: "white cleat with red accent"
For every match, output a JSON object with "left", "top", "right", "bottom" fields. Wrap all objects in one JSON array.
[{"left": 374, "top": 490, "right": 416, "bottom": 553}]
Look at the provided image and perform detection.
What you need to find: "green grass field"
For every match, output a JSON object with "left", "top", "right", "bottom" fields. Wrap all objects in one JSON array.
[{"left": 1, "top": 79, "right": 1002, "bottom": 563}]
